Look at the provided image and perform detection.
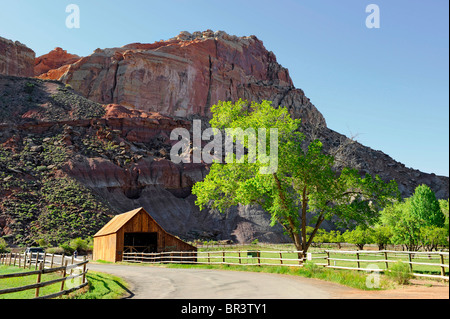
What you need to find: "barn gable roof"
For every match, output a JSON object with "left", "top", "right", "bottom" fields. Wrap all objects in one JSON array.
[{"left": 94, "top": 207, "right": 157, "bottom": 237}]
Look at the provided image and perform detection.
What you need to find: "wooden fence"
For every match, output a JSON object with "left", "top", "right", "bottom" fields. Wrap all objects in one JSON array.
[
  {"left": 123, "top": 249, "right": 449, "bottom": 281},
  {"left": 0, "top": 252, "right": 88, "bottom": 299},
  {"left": 323, "top": 250, "right": 449, "bottom": 280},
  {"left": 123, "top": 250, "right": 306, "bottom": 267}
]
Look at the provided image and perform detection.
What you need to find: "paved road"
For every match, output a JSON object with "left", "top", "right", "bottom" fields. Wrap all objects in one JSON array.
[{"left": 87, "top": 263, "right": 356, "bottom": 299}]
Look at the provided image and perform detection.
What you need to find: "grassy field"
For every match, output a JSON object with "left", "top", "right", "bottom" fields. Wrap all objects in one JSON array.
[
  {"left": 0, "top": 265, "right": 62, "bottom": 299},
  {"left": 0, "top": 265, "right": 129, "bottom": 299}
]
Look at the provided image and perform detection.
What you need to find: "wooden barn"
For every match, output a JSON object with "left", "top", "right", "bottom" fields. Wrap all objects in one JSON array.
[{"left": 93, "top": 207, "right": 196, "bottom": 262}]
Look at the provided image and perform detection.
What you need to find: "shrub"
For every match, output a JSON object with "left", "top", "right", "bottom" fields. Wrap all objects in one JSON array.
[
  {"left": 386, "top": 260, "right": 413, "bottom": 285},
  {"left": 69, "top": 237, "right": 90, "bottom": 254},
  {"left": 0, "top": 238, "right": 8, "bottom": 253},
  {"left": 59, "top": 243, "right": 75, "bottom": 255}
]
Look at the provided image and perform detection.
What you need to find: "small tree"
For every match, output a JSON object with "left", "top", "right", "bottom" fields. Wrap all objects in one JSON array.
[
  {"left": 372, "top": 225, "right": 392, "bottom": 250},
  {"left": 439, "top": 199, "right": 449, "bottom": 237},
  {"left": 343, "top": 226, "right": 373, "bottom": 250},
  {"left": 410, "top": 185, "right": 445, "bottom": 228},
  {"left": 420, "top": 226, "right": 448, "bottom": 251},
  {"left": 328, "top": 230, "right": 345, "bottom": 249},
  {"left": 0, "top": 238, "right": 8, "bottom": 253}
]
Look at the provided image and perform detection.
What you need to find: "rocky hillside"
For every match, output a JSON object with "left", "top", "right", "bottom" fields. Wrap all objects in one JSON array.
[{"left": 0, "top": 31, "right": 448, "bottom": 247}]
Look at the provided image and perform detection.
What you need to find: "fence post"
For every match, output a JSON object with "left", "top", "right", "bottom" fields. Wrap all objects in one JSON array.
[
  {"left": 356, "top": 251, "right": 360, "bottom": 269},
  {"left": 35, "top": 262, "right": 43, "bottom": 298},
  {"left": 384, "top": 251, "right": 389, "bottom": 270},
  {"left": 279, "top": 252, "right": 283, "bottom": 265},
  {"left": 440, "top": 253, "right": 445, "bottom": 277},
  {"left": 50, "top": 254, "right": 54, "bottom": 268},
  {"left": 23, "top": 252, "right": 27, "bottom": 269},
  {"left": 257, "top": 251, "right": 261, "bottom": 266},
  {"left": 222, "top": 251, "right": 225, "bottom": 264},
  {"left": 60, "top": 260, "right": 68, "bottom": 292},
  {"left": 326, "top": 251, "right": 330, "bottom": 267},
  {"left": 82, "top": 256, "right": 87, "bottom": 284},
  {"left": 408, "top": 253, "right": 413, "bottom": 272},
  {"left": 34, "top": 253, "right": 39, "bottom": 270}
]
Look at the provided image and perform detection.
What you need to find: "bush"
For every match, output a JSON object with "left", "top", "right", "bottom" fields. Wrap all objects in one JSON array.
[
  {"left": 0, "top": 238, "right": 8, "bottom": 253},
  {"left": 386, "top": 260, "right": 413, "bottom": 285},
  {"left": 45, "top": 247, "right": 65, "bottom": 254},
  {"left": 69, "top": 237, "right": 91, "bottom": 254},
  {"left": 59, "top": 243, "right": 74, "bottom": 255}
]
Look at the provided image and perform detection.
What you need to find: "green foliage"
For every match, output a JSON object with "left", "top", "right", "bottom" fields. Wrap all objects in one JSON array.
[
  {"left": 193, "top": 99, "right": 399, "bottom": 252},
  {"left": 439, "top": 199, "right": 449, "bottom": 236},
  {"left": 24, "top": 82, "right": 35, "bottom": 94},
  {"left": 69, "top": 237, "right": 92, "bottom": 253},
  {"left": 386, "top": 261, "right": 413, "bottom": 285},
  {"left": 371, "top": 225, "right": 393, "bottom": 250},
  {"left": 343, "top": 226, "right": 374, "bottom": 250},
  {"left": 0, "top": 238, "right": 8, "bottom": 253},
  {"left": 410, "top": 184, "right": 445, "bottom": 227},
  {"left": 379, "top": 185, "right": 449, "bottom": 251}
]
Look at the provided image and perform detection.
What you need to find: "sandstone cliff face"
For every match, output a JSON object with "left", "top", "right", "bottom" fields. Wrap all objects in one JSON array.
[
  {"left": 39, "top": 30, "right": 325, "bottom": 128},
  {"left": 0, "top": 36, "right": 35, "bottom": 77},
  {"left": 34, "top": 47, "right": 80, "bottom": 76}
]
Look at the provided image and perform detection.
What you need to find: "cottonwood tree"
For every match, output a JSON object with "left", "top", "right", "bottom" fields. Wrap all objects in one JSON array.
[{"left": 192, "top": 100, "right": 399, "bottom": 255}]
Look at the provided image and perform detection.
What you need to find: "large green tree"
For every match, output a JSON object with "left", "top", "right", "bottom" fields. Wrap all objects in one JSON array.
[{"left": 192, "top": 100, "right": 399, "bottom": 254}]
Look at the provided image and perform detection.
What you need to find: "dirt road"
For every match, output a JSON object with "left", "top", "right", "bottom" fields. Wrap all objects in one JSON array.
[{"left": 88, "top": 263, "right": 448, "bottom": 299}]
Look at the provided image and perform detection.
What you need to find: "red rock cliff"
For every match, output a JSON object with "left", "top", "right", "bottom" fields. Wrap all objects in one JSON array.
[
  {"left": 38, "top": 30, "right": 325, "bottom": 127},
  {"left": 34, "top": 47, "right": 80, "bottom": 76},
  {"left": 0, "top": 36, "right": 35, "bottom": 77}
]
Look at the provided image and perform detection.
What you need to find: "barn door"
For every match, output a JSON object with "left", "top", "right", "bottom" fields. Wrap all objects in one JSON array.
[{"left": 124, "top": 232, "right": 157, "bottom": 253}]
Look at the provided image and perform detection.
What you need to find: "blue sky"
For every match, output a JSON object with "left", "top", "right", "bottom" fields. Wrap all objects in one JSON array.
[{"left": 1, "top": 0, "right": 448, "bottom": 176}]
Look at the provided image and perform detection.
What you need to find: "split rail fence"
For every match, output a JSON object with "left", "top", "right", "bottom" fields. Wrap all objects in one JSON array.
[
  {"left": 0, "top": 252, "right": 88, "bottom": 299},
  {"left": 322, "top": 250, "right": 449, "bottom": 280},
  {"left": 123, "top": 250, "right": 306, "bottom": 266},
  {"left": 123, "top": 249, "right": 449, "bottom": 280}
]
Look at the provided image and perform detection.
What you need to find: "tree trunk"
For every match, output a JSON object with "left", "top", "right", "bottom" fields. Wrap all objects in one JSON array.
[{"left": 301, "top": 186, "right": 308, "bottom": 253}]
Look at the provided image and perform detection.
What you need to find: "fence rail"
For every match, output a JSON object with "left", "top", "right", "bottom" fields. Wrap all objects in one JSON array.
[
  {"left": 123, "top": 249, "right": 449, "bottom": 281},
  {"left": 0, "top": 252, "right": 88, "bottom": 299},
  {"left": 123, "top": 250, "right": 306, "bottom": 267},
  {"left": 324, "top": 250, "right": 449, "bottom": 280}
]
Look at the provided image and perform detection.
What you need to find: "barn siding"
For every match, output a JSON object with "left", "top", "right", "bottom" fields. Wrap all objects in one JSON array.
[{"left": 93, "top": 234, "right": 117, "bottom": 262}]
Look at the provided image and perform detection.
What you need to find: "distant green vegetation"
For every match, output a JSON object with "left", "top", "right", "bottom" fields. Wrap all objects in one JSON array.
[{"left": 0, "top": 136, "right": 113, "bottom": 247}]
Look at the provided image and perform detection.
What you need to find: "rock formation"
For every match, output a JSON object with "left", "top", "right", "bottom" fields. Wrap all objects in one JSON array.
[
  {"left": 0, "top": 36, "right": 35, "bottom": 77},
  {"left": 38, "top": 30, "right": 325, "bottom": 128},
  {"left": 34, "top": 47, "right": 80, "bottom": 76}
]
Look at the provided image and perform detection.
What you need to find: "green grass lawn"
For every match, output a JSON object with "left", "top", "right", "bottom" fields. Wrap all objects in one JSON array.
[
  {"left": 0, "top": 265, "right": 62, "bottom": 299},
  {"left": 0, "top": 265, "right": 129, "bottom": 299}
]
